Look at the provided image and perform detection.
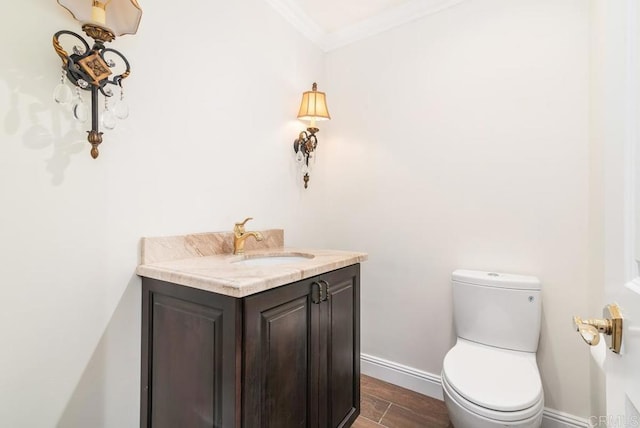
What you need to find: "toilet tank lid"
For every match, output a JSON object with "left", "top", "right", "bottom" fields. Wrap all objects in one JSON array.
[{"left": 452, "top": 270, "right": 541, "bottom": 290}]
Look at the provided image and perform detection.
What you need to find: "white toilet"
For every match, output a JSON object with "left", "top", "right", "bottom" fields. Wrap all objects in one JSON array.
[{"left": 442, "top": 270, "right": 544, "bottom": 428}]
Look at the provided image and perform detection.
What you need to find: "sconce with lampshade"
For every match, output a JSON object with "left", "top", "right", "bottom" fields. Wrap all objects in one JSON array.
[
  {"left": 293, "top": 82, "right": 330, "bottom": 189},
  {"left": 53, "top": 0, "right": 142, "bottom": 159}
]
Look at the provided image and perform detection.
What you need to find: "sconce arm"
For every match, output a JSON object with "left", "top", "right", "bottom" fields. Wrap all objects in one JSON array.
[
  {"left": 101, "top": 47, "right": 131, "bottom": 84},
  {"left": 53, "top": 30, "right": 90, "bottom": 69}
]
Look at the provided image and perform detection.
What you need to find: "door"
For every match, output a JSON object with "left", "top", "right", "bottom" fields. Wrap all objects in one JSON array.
[
  {"left": 320, "top": 265, "right": 361, "bottom": 428},
  {"left": 243, "top": 278, "right": 319, "bottom": 428},
  {"left": 242, "top": 266, "right": 361, "bottom": 428},
  {"left": 591, "top": 0, "right": 640, "bottom": 425},
  {"left": 141, "top": 278, "right": 241, "bottom": 428}
]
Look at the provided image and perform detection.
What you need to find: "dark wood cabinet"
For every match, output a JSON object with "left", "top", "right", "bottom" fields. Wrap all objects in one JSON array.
[
  {"left": 141, "top": 264, "right": 360, "bottom": 428},
  {"left": 140, "top": 280, "right": 242, "bottom": 428},
  {"left": 244, "top": 266, "right": 360, "bottom": 428}
]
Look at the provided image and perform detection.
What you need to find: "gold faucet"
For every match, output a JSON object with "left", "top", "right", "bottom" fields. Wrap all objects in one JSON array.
[{"left": 233, "top": 217, "right": 264, "bottom": 254}]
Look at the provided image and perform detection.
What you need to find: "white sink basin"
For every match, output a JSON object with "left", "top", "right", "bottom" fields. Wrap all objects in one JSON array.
[{"left": 232, "top": 254, "right": 313, "bottom": 267}]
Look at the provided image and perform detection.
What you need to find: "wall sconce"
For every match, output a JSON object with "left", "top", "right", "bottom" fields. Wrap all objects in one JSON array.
[
  {"left": 53, "top": 0, "right": 143, "bottom": 159},
  {"left": 293, "top": 82, "right": 330, "bottom": 189}
]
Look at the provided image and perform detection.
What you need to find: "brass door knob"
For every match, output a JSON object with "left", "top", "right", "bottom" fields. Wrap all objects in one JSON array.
[
  {"left": 573, "top": 303, "right": 623, "bottom": 354},
  {"left": 573, "top": 316, "right": 601, "bottom": 346}
]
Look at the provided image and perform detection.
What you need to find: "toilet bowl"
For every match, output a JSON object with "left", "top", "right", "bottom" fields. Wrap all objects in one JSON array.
[
  {"left": 442, "top": 270, "right": 543, "bottom": 428},
  {"left": 442, "top": 339, "right": 544, "bottom": 428}
]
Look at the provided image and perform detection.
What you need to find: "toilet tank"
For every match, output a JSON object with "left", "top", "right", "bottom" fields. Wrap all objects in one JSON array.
[{"left": 452, "top": 270, "right": 541, "bottom": 353}]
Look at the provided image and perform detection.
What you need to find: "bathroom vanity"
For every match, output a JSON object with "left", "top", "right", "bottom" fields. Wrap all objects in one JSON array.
[{"left": 136, "top": 229, "right": 367, "bottom": 428}]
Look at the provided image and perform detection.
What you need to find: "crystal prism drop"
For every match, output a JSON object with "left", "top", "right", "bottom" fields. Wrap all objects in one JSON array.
[
  {"left": 77, "top": 79, "right": 89, "bottom": 89},
  {"left": 53, "top": 84, "right": 72, "bottom": 105},
  {"left": 113, "top": 100, "right": 129, "bottom": 120},
  {"left": 101, "top": 110, "right": 116, "bottom": 130},
  {"left": 73, "top": 101, "right": 88, "bottom": 122},
  {"left": 296, "top": 150, "right": 304, "bottom": 163}
]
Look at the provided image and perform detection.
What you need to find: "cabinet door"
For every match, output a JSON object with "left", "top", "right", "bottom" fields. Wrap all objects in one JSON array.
[
  {"left": 320, "top": 265, "right": 360, "bottom": 428},
  {"left": 141, "top": 278, "right": 241, "bottom": 428},
  {"left": 243, "top": 279, "right": 318, "bottom": 428}
]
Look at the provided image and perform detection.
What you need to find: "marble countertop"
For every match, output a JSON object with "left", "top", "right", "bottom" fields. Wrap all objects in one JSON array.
[{"left": 136, "top": 230, "right": 367, "bottom": 297}]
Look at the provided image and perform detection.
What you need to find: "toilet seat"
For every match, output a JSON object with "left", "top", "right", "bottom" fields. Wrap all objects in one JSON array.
[
  {"left": 442, "top": 339, "right": 543, "bottom": 419},
  {"left": 442, "top": 373, "right": 544, "bottom": 423}
]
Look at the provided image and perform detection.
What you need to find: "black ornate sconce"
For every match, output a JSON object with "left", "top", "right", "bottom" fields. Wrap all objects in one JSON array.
[
  {"left": 293, "top": 82, "right": 330, "bottom": 188},
  {"left": 53, "top": 0, "right": 142, "bottom": 159}
]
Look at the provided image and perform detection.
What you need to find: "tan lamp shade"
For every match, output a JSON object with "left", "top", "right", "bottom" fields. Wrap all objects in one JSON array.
[
  {"left": 57, "top": 0, "right": 143, "bottom": 36},
  {"left": 297, "top": 83, "right": 331, "bottom": 122}
]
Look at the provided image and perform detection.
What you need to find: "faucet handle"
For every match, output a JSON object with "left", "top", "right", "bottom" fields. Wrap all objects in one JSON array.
[{"left": 234, "top": 217, "right": 253, "bottom": 235}]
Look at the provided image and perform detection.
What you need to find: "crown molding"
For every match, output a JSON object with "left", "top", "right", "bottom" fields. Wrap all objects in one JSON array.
[
  {"left": 265, "top": 0, "right": 467, "bottom": 52},
  {"left": 263, "top": 0, "right": 326, "bottom": 47}
]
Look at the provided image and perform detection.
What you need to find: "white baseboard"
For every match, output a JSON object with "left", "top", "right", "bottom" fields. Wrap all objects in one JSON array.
[
  {"left": 361, "top": 353, "right": 444, "bottom": 400},
  {"left": 541, "top": 408, "right": 590, "bottom": 428},
  {"left": 360, "top": 353, "right": 589, "bottom": 428}
]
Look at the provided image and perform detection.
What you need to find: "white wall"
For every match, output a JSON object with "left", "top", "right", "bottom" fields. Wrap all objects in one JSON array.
[
  {"left": 318, "top": 0, "right": 592, "bottom": 418},
  {"left": 0, "top": 1, "right": 325, "bottom": 426}
]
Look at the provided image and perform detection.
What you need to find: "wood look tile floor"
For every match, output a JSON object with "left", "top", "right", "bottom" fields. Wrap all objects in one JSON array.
[{"left": 353, "top": 375, "right": 452, "bottom": 428}]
